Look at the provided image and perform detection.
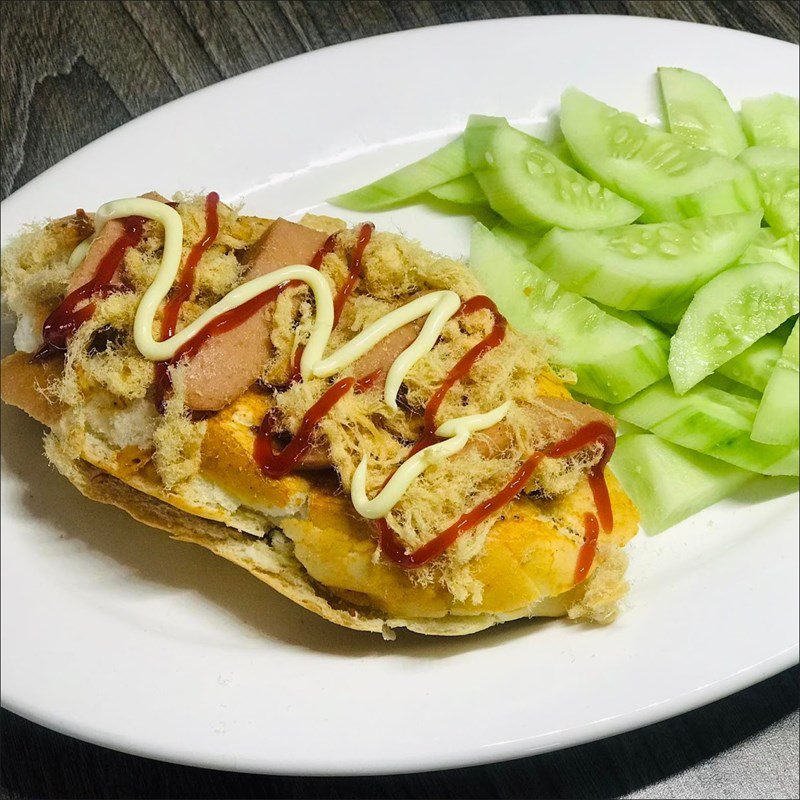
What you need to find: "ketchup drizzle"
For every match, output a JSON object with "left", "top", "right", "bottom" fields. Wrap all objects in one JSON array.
[
  {"left": 254, "top": 377, "right": 355, "bottom": 479},
  {"left": 173, "top": 284, "right": 290, "bottom": 366},
  {"left": 423, "top": 295, "right": 507, "bottom": 433},
  {"left": 574, "top": 513, "right": 600, "bottom": 584},
  {"left": 353, "top": 369, "right": 382, "bottom": 394},
  {"left": 332, "top": 223, "right": 373, "bottom": 326},
  {"left": 34, "top": 216, "right": 145, "bottom": 360},
  {"left": 377, "top": 420, "right": 616, "bottom": 574},
  {"left": 310, "top": 232, "right": 337, "bottom": 270},
  {"left": 547, "top": 420, "right": 615, "bottom": 534},
  {"left": 154, "top": 192, "right": 220, "bottom": 410}
]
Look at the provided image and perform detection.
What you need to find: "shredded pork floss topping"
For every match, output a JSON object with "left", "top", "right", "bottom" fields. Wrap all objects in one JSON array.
[{"left": 2, "top": 198, "right": 603, "bottom": 602}]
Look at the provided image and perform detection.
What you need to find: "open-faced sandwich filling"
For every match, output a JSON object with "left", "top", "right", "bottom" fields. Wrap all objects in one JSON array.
[{"left": 0, "top": 192, "right": 638, "bottom": 636}]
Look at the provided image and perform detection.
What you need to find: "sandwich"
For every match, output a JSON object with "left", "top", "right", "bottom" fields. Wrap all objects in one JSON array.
[{"left": 0, "top": 192, "right": 638, "bottom": 637}]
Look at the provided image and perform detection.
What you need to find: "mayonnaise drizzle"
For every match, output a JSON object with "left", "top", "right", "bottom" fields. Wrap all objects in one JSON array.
[
  {"left": 85, "top": 199, "right": 334, "bottom": 379},
  {"left": 351, "top": 402, "right": 510, "bottom": 519},
  {"left": 312, "top": 290, "right": 462, "bottom": 409},
  {"left": 75, "top": 197, "right": 511, "bottom": 521}
]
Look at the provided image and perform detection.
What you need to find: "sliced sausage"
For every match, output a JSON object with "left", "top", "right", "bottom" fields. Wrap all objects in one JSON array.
[
  {"left": 463, "top": 396, "right": 615, "bottom": 467},
  {"left": 295, "top": 322, "right": 426, "bottom": 470},
  {"left": 65, "top": 192, "right": 168, "bottom": 294},
  {"left": 183, "top": 219, "right": 329, "bottom": 411},
  {"left": 350, "top": 320, "right": 424, "bottom": 391},
  {"left": 66, "top": 219, "right": 127, "bottom": 294}
]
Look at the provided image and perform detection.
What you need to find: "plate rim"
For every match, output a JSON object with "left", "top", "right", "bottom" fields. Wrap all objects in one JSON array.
[
  {"left": 1, "top": 12, "right": 798, "bottom": 776},
  {"left": 2, "top": 643, "right": 797, "bottom": 775}
]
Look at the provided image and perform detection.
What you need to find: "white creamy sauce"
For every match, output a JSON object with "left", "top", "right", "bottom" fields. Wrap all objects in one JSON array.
[
  {"left": 75, "top": 197, "right": 511, "bottom": 523},
  {"left": 312, "top": 289, "right": 462, "bottom": 409},
  {"left": 350, "top": 402, "right": 510, "bottom": 519}
]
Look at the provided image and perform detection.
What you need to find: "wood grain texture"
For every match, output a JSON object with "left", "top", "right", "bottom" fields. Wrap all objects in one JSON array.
[{"left": 1, "top": 1, "right": 799, "bottom": 798}]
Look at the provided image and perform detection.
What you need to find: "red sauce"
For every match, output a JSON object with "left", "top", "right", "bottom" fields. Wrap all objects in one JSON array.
[
  {"left": 162, "top": 220, "right": 348, "bottom": 401},
  {"left": 378, "top": 420, "right": 615, "bottom": 571},
  {"left": 407, "top": 432, "right": 444, "bottom": 459},
  {"left": 154, "top": 192, "right": 220, "bottom": 410},
  {"left": 588, "top": 466, "right": 613, "bottom": 533},
  {"left": 173, "top": 283, "right": 291, "bottom": 367},
  {"left": 286, "top": 343, "right": 306, "bottom": 386},
  {"left": 283, "top": 224, "right": 372, "bottom": 387},
  {"left": 423, "top": 295, "right": 507, "bottom": 433},
  {"left": 254, "top": 377, "right": 355, "bottom": 478},
  {"left": 574, "top": 513, "right": 600, "bottom": 583},
  {"left": 353, "top": 369, "right": 382, "bottom": 394},
  {"left": 310, "top": 233, "right": 337, "bottom": 270},
  {"left": 332, "top": 223, "right": 373, "bottom": 326},
  {"left": 34, "top": 216, "right": 145, "bottom": 360}
]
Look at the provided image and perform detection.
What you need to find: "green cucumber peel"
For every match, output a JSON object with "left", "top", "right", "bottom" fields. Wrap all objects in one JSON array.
[
  {"left": 751, "top": 321, "right": 800, "bottom": 446},
  {"left": 612, "top": 378, "right": 799, "bottom": 476},
  {"left": 330, "top": 136, "right": 470, "bottom": 211},
  {"left": 428, "top": 174, "right": 487, "bottom": 205}
]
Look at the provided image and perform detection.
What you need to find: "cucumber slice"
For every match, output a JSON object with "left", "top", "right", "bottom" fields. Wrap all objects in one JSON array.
[
  {"left": 330, "top": 136, "right": 470, "bottom": 210},
  {"left": 658, "top": 67, "right": 747, "bottom": 157},
  {"left": 717, "top": 331, "right": 785, "bottom": 391},
  {"left": 490, "top": 220, "right": 546, "bottom": 258},
  {"left": 705, "top": 373, "right": 762, "bottom": 401},
  {"left": 752, "top": 321, "right": 800, "bottom": 445},
  {"left": 669, "top": 261, "right": 800, "bottom": 394},
  {"left": 469, "top": 224, "right": 668, "bottom": 403},
  {"left": 546, "top": 137, "right": 578, "bottom": 169},
  {"left": 465, "top": 115, "right": 642, "bottom": 230},
  {"left": 738, "top": 146, "right": 800, "bottom": 237},
  {"left": 428, "top": 174, "right": 487, "bottom": 205},
  {"left": 612, "top": 378, "right": 799, "bottom": 476},
  {"left": 597, "top": 306, "right": 672, "bottom": 349},
  {"left": 611, "top": 433, "right": 753, "bottom": 533},
  {"left": 531, "top": 211, "right": 761, "bottom": 310},
  {"left": 741, "top": 94, "right": 800, "bottom": 149},
  {"left": 560, "top": 88, "right": 759, "bottom": 221},
  {"left": 641, "top": 302, "right": 685, "bottom": 328},
  {"left": 739, "top": 227, "right": 799, "bottom": 271},
  {"left": 677, "top": 176, "right": 761, "bottom": 218}
]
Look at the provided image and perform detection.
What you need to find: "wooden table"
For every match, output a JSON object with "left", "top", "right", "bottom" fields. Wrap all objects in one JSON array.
[{"left": 1, "top": 2, "right": 798, "bottom": 797}]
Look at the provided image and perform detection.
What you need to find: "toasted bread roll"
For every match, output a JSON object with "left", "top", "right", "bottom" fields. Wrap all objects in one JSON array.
[{"left": 0, "top": 194, "right": 639, "bottom": 635}]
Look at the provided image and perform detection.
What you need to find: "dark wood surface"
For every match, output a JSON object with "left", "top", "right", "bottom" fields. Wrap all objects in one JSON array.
[{"left": 1, "top": 1, "right": 798, "bottom": 798}]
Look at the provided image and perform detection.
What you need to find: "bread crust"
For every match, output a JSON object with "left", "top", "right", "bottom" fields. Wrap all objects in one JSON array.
[{"left": 43, "top": 426, "right": 580, "bottom": 637}]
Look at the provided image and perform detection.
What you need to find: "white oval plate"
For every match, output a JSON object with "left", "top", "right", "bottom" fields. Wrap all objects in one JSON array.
[{"left": 1, "top": 15, "right": 798, "bottom": 776}]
